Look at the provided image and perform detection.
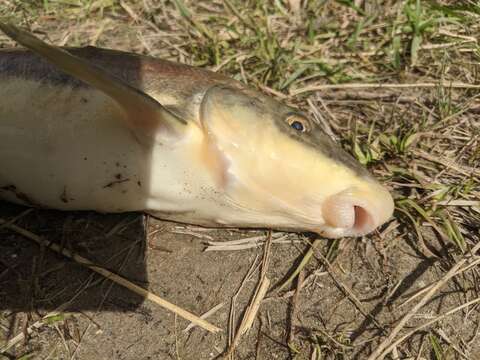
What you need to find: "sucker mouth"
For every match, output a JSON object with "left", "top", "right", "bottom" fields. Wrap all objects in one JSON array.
[
  {"left": 320, "top": 186, "right": 394, "bottom": 238},
  {"left": 353, "top": 205, "right": 374, "bottom": 233},
  {"left": 322, "top": 201, "right": 374, "bottom": 236}
]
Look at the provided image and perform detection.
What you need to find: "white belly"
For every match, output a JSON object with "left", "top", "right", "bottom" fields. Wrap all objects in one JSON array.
[{"left": 0, "top": 78, "right": 156, "bottom": 212}]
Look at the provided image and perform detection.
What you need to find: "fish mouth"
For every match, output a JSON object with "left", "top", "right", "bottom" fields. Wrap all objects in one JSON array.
[{"left": 319, "top": 186, "right": 394, "bottom": 238}]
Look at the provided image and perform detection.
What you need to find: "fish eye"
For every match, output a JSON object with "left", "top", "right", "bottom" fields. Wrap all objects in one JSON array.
[
  {"left": 291, "top": 121, "right": 304, "bottom": 131},
  {"left": 286, "top": 114, "right": 310, "bottom": 133}
]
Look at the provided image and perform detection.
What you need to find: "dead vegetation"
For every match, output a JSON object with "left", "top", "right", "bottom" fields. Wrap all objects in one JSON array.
[{"left": 0, "top": 0, "right": 479, "bottom": 359}]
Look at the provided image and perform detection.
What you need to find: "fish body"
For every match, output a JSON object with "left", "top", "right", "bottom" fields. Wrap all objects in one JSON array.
[
  {"left": 0, "top": 24, "right": 394, "bottom": 238},
  {"left": 0, "top": 47, "right": 235, "bottom": 214}
]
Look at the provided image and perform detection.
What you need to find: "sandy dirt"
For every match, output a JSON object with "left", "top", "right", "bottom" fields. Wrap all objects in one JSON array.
[{"left": 1, "top": 201, "right": 478, "bottom": 359}]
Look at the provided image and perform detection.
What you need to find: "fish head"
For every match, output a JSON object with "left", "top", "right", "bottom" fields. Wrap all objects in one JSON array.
[{"left": 200, "top": 85, "right": 394, "bottom": 238}]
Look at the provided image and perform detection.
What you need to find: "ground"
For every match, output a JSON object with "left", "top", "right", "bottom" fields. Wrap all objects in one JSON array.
[{"left": 1, "top": 0, "right": 480, "bottom": 359}]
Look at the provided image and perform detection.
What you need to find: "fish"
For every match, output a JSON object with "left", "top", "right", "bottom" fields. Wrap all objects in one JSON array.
[{"left": 0, "top": 23, "right": 394, "bottom": 239}]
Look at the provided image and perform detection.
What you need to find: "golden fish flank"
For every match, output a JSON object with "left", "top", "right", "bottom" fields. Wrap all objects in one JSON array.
[{"left": 0, "top": 23, "right": 394, "bottom": 238}]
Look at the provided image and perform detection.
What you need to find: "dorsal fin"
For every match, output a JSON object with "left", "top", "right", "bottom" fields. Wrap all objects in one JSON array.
[{"left": 0, "top": 23, "right": 186, "bottom": 137}]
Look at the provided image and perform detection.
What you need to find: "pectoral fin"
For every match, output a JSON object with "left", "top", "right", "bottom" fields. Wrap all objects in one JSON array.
[{"left": 0, "top": 23, "right": 186, "bottom": 137}]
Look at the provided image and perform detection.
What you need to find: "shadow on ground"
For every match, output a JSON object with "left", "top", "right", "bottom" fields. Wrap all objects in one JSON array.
[{"left": 0, "top": 201, "right": 147, "bottom": 312}]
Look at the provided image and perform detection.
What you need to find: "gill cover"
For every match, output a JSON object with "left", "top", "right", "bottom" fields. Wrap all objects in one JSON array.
[
  {"left": 200, "top": 85, "right": 314, "bottom": 209},
  {"left": 0, "top": 23, "right": 186, "bottom": 139}
]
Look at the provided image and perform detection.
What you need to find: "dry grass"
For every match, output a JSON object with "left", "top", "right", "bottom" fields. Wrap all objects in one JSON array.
[{"left": 0, "top": 0, "right": 479, "bottom": 359}]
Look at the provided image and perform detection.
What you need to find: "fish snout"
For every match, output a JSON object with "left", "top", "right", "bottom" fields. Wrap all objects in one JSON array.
[{"left": 321, "top": 184, "right": 394, "bottom": 238}]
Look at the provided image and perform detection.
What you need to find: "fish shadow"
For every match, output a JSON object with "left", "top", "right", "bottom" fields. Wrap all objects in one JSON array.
[{"left": 0, "top": 201, "right": 147, "bottom": 313}]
